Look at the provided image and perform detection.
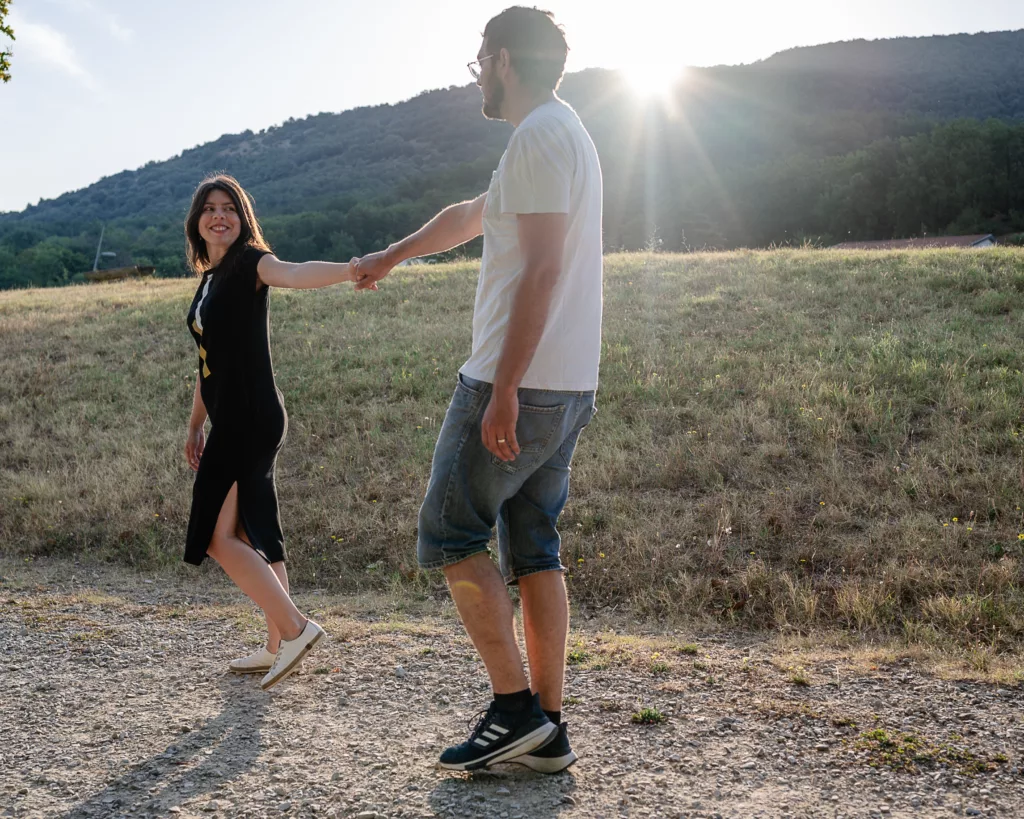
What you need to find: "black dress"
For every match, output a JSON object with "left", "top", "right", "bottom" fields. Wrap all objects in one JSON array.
[{"left": 184, "top": 246, "right": 288, "bottom": 566}]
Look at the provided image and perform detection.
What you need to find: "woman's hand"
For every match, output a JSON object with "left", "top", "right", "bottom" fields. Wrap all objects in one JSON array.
[{"left": 184, "top": 424, "right": 205, "bottom": 471}]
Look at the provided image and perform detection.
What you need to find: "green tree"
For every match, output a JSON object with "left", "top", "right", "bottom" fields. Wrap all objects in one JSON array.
[
  {"left": 0, "top": 244, "right": 18, "bottom": 287},
  {"left": 0, "top": 0, "right": 13, "bottom": 84}
]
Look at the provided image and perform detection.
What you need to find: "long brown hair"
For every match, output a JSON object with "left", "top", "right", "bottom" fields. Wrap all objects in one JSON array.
[{"left": 184, "top": 174, "right": 271, "bottom": 275}]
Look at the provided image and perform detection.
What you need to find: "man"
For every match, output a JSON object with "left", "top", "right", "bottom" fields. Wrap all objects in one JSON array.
[{"left": 354, "top": 6, "right": 602, "bottom": 773}]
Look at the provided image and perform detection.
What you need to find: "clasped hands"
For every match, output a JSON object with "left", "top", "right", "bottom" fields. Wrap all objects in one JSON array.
[{"left": 350, "top": 250, "right": 393, "bottom": 292}]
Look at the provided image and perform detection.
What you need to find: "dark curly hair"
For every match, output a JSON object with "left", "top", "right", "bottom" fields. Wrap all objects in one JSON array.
[{"left": 483, "top": 6, "right": 569, "bottom": 93}]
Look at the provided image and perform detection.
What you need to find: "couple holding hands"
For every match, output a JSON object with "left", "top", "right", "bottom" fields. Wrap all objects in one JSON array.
[{"left": 182, "top": 6, "right": 601, "bottom": 773}]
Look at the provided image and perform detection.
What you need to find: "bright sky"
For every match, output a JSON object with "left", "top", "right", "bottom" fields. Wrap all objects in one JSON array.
[{"left": 2, "top": 0, "right": 1023, "bottom": 213}]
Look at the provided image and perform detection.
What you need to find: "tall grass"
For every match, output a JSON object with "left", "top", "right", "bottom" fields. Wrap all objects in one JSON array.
[{"left": 2, "top": 249, "right": 1023, "bottom": 644}]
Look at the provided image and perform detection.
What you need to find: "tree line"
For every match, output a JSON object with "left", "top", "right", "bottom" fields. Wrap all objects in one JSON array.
[{"left": 2, "top": 30, "right": 1024, "bottom": 288}]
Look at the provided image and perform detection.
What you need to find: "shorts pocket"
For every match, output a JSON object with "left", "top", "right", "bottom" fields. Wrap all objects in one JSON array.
[{"left": 491, "top": 401, "right": 567, "bottom": 475}]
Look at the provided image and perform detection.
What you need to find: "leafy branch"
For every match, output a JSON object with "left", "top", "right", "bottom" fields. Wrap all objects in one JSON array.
[{"left": 0, "top": 0, "right": 14, "bottom": 84}]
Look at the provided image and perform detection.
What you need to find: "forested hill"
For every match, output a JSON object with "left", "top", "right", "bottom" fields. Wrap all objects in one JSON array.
[
  {"left": 3, "top": 28, "right": 1024, "bottom": 288},
  {"left": 755, "top": 29, "right": 1024, "bottom": 119}
]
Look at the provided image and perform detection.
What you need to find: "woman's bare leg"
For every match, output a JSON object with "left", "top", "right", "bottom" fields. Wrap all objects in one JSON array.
[
  {"left": 234, "top": 523, "right": 290, "bottom": 652},
  {"left": 266, "top": 563, "right": 290, "bottom": 652},
  {"left": 207, "top": 483, "right": 305, "bottom": 642}
]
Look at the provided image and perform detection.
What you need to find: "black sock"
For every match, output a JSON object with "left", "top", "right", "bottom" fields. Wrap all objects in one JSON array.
[
  {"left": 543, "top": 709, "right": 561, "bottom": 726},
  {"left": 494, "top": 688, "right": 533, "bottom": 713}
]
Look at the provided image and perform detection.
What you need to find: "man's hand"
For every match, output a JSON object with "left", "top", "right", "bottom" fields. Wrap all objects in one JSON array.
[
  {"left": 353, "top": 249, "right": 397, "bottom": 291},
  {"left": 481, "top": 388, "right": 521, "bottom": 462}
]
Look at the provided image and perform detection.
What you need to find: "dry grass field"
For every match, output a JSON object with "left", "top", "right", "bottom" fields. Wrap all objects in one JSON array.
[{"left": 2, "top": 249, "right": 1023, "bottom": 652}]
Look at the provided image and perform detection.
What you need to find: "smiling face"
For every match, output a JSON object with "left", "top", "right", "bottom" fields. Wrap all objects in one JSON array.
[
  {"left": 185, "top": 175, "right": 270, "bottom": 275},
  {"left": 197, "top": 189, "right": 241, "bottom": 256}
]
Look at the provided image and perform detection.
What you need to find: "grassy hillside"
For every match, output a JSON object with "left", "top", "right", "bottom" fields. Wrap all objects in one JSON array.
[{"left": 2, "top": 250, "right": 1023, "bottom": 646}]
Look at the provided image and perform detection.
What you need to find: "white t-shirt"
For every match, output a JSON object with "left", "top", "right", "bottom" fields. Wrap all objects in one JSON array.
[{"left": 460, "top": 99, "right": 603, "bottom": 392}]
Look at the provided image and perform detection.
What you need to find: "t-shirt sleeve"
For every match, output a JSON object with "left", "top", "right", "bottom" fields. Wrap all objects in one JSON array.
[
  {"left": 499, "top": 122, "right": 572, "bottom": 215},
  {"left": 239, "top": 247, "right": 271, "bottom": 292}
]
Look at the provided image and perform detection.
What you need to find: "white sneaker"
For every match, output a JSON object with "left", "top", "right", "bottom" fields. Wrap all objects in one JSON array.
[
  {"left": 228, "top": 646, "right": 276, "bottom": 675},
  {"left": 260, "top": 620, "right": 325, "bottom": 690}
]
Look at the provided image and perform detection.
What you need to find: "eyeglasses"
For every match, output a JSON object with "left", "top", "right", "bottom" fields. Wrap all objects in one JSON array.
[{"left": 467, "top": 54, "right": 494, "bottom": 81}]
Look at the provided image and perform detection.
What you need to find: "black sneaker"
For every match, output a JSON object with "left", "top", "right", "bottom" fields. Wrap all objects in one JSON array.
[
  {"left": 513, "top": 722, "right": 578, "bottom": 773},
  {"left": 438, "top": 694, "right": 557, "bottom": 772}
]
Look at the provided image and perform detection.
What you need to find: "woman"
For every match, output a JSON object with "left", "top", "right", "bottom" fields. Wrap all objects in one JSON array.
[{"left": 182, "top": 174, "right": 354, "bottom": 690}]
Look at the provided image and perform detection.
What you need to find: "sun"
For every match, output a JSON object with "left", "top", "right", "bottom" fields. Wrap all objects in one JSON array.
[{"left": 622, "top": 62, "right": 686, "bottom": 100}]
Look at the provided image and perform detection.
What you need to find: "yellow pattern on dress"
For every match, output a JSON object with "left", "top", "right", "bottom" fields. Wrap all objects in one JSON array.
[{"left": 192, "top": 320, "right": 211, "bottom": 378}]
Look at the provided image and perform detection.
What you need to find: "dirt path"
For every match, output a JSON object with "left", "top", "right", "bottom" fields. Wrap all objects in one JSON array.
[{"left": 1, "top": 559, "right": 1022, "bottom": 819}]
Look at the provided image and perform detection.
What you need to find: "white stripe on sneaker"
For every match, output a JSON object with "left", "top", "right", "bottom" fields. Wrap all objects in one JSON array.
[
  {"left": 473, "top": 738, "right": 489, "bottom": 747},
  {"left": 482, "top": 731, "right": 499, "bottom": 741},
  {"left": 491, "top": 725, "right": 509, "bottom": 735}
]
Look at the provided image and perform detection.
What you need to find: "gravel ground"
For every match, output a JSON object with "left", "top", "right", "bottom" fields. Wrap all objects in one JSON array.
[{"left": 1, "top": 559, "right": 1022, "bottom": 819}]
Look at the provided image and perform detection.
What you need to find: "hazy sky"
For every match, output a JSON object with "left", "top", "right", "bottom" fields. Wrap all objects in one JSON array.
[{"left": 2, "top": 0, "right": 1023, "bottom": 213}]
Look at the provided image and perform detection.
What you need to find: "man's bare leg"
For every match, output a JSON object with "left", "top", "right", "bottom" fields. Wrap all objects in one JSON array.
[
  {"left": 519, "top": 569, "right": 569, "bottom": 714},
  {"left": 443, "top": 553, "right": 528, "bottom": 693}
]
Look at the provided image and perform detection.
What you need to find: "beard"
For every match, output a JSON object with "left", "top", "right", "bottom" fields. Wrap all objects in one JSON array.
[{"left": 481, "top": 76, "right": 505, "bottom": 120}]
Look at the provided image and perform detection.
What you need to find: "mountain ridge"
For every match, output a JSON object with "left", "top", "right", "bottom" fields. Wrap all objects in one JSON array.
[{"left": 2, "top": 28, "right": 1023, "bottom": 287}]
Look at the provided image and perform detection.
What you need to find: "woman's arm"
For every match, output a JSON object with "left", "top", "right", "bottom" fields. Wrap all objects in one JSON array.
[
  {"left": 256, "top": 255, "right": 356, "bottom": 290},
  {"left": 184, "top": 377, "right": 207, "bottom": 471}
]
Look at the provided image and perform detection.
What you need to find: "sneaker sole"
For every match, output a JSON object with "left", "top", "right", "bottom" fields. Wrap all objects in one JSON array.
[
  {"left": 513, "top": 749, "right": 579, "bottom": 774},
  {"left": 260, "top": 630, "right": 323, "bottom": 691},
  {"left": 439, "top": 722, "right": 559, "bottom": 772},
  {"left": 229, "top": 666, "right": 272, "bottom": 675}
]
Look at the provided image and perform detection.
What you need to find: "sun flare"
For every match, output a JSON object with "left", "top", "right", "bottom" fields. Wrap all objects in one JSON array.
[{"left": 622, "top": 62, "right": 686, "bottom": 100}]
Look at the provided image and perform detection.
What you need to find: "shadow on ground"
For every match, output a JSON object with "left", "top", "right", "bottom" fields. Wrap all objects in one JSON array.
[{"left": 64, "top": 675, "right": 266, "bottom": 818}]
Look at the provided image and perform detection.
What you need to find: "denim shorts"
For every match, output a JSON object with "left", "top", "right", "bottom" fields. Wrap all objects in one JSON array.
[{"left": 417, "top": 374, "right": 597, "bottom": 585}]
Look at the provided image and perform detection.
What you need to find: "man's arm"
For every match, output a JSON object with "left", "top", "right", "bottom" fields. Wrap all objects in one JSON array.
[
  {"left": 481, "top": 212, "right": 568, "bottom": 462},
  {"left": 354, "top": 193, "right": 487, "bottom": 290}
]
